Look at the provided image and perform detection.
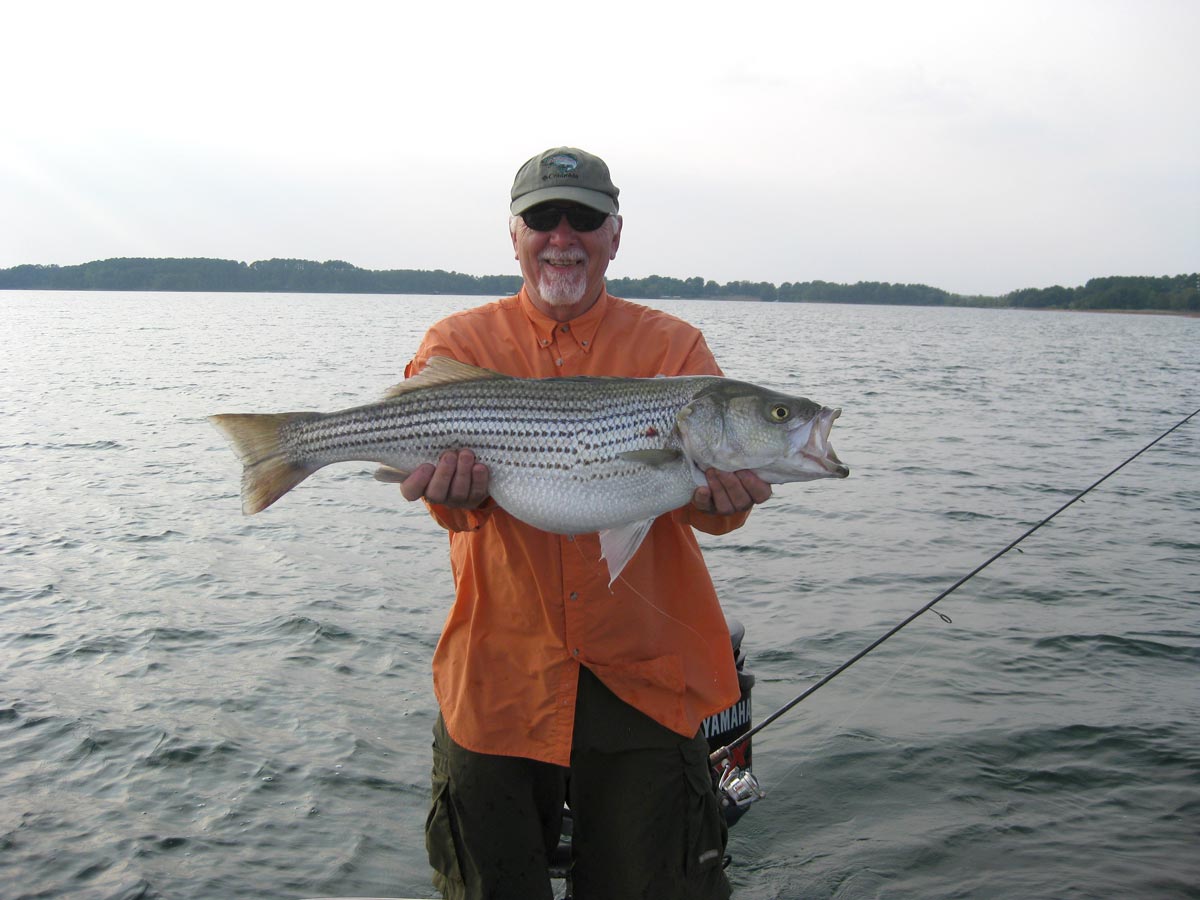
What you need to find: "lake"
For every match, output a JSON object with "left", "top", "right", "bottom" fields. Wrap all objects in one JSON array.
[{"left": 1, "top": 291, "right": 1197, "bottom": 899}]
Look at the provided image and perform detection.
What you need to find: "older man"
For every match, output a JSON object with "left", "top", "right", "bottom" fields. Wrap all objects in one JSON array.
[{"left": 402, "top": 147, "right": 771, "bottom": 900}]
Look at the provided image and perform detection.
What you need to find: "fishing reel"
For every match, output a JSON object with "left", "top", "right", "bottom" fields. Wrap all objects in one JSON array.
[{"left": 714, "top": 757, "right": 765, "bottom": 825}]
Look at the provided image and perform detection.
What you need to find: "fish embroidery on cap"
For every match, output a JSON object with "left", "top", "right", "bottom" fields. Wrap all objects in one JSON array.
[{"left": 541, "top": 153, "right": 579, "bottom": 179}]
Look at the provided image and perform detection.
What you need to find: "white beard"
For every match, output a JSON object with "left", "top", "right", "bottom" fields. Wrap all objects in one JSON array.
[{"left": 537, "top": 256, "right": 588, "bottom": 307}]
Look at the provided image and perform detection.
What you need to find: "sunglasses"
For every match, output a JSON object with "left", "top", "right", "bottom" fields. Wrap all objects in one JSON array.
[{"left": 520, "top": 204, "right": 611, "bottom": 233}]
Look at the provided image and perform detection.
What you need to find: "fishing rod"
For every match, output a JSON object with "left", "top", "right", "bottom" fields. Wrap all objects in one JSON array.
[{"left": 710, "top": 406, "right": 1200, "bottom": 808}]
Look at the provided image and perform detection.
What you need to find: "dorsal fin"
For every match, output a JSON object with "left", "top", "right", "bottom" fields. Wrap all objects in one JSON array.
[{"left": 383, "top": 356, "right": 512, "bottom": 399}]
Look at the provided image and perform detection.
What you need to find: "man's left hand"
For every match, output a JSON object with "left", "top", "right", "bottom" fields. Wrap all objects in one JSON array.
[{"left": 692, "top": 469, "right": 772, "bottom": 516}]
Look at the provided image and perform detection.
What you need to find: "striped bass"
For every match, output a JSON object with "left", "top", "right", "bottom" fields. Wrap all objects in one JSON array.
[{"left": 209, "top": 357, "right": 848, "bottom": 581}]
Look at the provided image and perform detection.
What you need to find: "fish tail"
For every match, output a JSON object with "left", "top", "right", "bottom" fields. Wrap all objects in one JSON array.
[{"left": 208, "top": 412, "right": 319, "bottom": 514}]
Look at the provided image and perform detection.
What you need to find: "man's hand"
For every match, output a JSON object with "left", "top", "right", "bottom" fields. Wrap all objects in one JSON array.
[
  {"left": 401, "top": 449, "right": 491, "bottom": 509},
  {"left": 692, "top": 468, "right": 772, "bottom": 516}
]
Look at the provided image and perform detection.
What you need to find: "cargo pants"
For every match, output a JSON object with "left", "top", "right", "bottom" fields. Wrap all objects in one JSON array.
[{"left": 426, "top": 665, "right": 732, "bottom": 900}]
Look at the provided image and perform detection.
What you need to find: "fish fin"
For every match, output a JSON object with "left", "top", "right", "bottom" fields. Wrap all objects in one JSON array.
[
  {"left": 372, "top": 465, "right": 412, "bottom": 483},
  {"left": 208, "top": 412, "right": 320, "bottom": 514},
  {"left": 598, "top": 518, "right": 656, "bottom": 585},
  {"left": 382, "top": 356, "right": 511, "bottom": 399},
  {"left": 617, "top": 449, "right": 683, "bottom": 467}
]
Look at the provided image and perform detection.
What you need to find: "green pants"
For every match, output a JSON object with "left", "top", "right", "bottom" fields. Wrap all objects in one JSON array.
[{"left": 426, "top": 666, "right": 732, "bottom": 900}]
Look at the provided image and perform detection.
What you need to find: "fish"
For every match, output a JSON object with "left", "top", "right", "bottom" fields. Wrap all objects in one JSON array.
[{"left": 209, "top": 357, "right": 848, "bottom": 582}]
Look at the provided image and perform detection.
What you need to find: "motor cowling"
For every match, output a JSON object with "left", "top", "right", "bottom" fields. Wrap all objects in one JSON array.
[{"left": 703, "top": 617, "right": 759, "bottom": 827}]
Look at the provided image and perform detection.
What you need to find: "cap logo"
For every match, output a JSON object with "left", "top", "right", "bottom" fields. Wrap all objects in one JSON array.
[{"left": 541, "top": 153, "right": 579, "bottom": 177}]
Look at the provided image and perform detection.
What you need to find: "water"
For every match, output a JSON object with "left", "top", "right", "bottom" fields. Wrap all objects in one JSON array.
[{"left": 1, "top": 292, "right": 1197, "bottom": 900}]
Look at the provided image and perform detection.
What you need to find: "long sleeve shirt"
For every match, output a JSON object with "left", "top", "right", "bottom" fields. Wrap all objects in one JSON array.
[{"left": 405, "top": 287, "right": 746, "bottom": 766}]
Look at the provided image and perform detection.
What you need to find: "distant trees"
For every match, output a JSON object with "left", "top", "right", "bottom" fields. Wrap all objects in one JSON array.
[
  {"left": 0, "top": 258, "right": 251, "bottom": 291},
  {"left": 774, "top": 280, "right": 959, "bottom": 306},
  {"left": 607, "top": 275, "right": 956, "bottom": 305},
  {"left": 1, "top": 258, "right": 1195, "bottom": 313},
  {"left": 1005, "top": 275, "right": 1198, "bottom": 313},
  {"left": 0, "top": 258, "right": 523, "bottom": 297}
]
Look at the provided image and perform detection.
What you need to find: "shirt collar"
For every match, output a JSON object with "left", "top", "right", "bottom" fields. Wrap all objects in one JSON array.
[{"left": 518, "top": 285, "right": 609, "bottom": 354}]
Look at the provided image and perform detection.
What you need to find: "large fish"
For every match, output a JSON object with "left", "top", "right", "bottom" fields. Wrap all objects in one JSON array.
[{"left": 209, "top": 357, "right": 848, "bottom": 581}]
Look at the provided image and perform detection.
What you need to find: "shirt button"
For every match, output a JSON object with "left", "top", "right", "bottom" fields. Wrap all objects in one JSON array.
[
  {"left": 560, "top": 325, "right": 570, "bottom": 333},
  {"left": 566, "top": 534, "right": 575, "bottom": 542},
  {"left": 555, "top": 358, "right": 563, "bottom": 366},
  {"left": 572, "top": 648, "right": 580, "bottom": 656},
  {"left": 569, "top": 591, "right": 579, "bottom": 601}
]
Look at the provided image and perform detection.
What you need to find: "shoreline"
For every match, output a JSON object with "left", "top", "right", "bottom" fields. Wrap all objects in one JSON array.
[{"left": 1, "top": 287, "right": 1196, "bottom": 318}]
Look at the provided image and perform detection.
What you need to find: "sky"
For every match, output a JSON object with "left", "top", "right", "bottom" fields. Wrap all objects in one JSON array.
[{"left": 1, "top": 0, "right": 1196, "bottom": 296}]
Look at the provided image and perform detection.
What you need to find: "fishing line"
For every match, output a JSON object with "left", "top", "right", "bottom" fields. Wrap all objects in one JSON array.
[
  {"left": 765, "top": 625, "right": 942, "bottom": 794},
  {"left": 712, "top": 404, "right": 1200, "bottom": 765},
  {"left": 565, "top": 533, "right": 729, "bottom": 659}
]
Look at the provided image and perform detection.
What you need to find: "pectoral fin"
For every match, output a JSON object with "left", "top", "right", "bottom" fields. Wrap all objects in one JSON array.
[
  {"left": 617, "top": 449, "right": 682, "bottom": 467},
  {"left": 372, "top": 465, "right": 412, "bottom": 483},
  {"left": 598, "top": 518, "right": 656, "bottom": 586}
]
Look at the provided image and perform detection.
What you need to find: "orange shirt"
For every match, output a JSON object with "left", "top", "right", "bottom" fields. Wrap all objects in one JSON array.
[{"left": 405, "top": 287, "right": 746, "bottom": 766}]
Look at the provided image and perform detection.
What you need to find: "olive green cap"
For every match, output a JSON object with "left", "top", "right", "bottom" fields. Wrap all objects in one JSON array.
[{"left": 510, "top": 147, "right": 620, "bottom": 215}]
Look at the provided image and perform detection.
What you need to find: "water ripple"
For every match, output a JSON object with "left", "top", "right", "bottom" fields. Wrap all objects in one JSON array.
[{"left": 2, "top": 294, "right": 1197, "bottom": 899}]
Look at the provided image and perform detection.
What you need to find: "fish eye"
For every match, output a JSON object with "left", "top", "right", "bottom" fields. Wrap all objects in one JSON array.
[{"left": 769, "top": 404, "right": 791, "bottom": 422}]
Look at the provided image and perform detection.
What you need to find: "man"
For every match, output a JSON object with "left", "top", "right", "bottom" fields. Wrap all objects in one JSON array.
[{"left": 401, "top": 147, "right": 771, "bottom": 900}]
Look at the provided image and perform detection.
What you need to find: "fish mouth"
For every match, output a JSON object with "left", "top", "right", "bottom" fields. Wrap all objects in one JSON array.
[{"left": 797, "top": 407, "right": 849, "bottom": 477}]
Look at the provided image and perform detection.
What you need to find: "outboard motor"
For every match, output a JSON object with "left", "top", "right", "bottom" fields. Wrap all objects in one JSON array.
[
  {"left": 703, "top": 617, "right": 755, "bottom": 770},
  {"left": 704, "top": 617, "right": 763, "bottom": 828}
]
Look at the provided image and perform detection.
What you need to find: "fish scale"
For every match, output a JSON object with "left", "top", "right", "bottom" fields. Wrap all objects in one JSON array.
[
  {"left": 210, "top": 356, "right": 847, "bottom": 580},
  {"left": 277, "top": 375, "right": 711, "bottom": 534}
]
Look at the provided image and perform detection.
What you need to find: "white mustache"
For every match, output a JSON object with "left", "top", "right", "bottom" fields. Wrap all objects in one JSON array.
[{"left": 540, "top": 251, "right": 586, "bottom": 265}]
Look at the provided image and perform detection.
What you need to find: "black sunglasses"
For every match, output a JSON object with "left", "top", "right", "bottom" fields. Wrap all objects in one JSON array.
[{"left": 520, "top": 204, "right": 611, "bottom": 233}]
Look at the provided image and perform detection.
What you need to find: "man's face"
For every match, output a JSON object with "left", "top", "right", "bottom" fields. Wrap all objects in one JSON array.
[{"left": 511, "top": 203, "right": 622, "bottom": 319}]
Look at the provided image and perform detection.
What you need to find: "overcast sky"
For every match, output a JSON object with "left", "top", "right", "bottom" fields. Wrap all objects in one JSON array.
[{"left": 2, "top": 0, "right": 1196, "bottom": 296}]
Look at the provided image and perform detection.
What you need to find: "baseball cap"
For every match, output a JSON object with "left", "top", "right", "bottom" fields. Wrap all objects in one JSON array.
[{"left": 510, "top": 147, "right": 620, "bottom": 215}]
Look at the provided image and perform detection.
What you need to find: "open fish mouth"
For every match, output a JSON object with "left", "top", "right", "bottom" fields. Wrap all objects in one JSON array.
[{"left": 797, "top": 407, "right": 849, "bottom": 477}]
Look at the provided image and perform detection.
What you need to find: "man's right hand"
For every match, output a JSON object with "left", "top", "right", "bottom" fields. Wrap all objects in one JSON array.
[{"left": 400, "top": 449, "right": 491, "bottom": 509}]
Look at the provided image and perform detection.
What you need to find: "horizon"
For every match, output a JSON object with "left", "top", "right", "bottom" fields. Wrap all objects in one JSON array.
[
  {"left": 4, "top": 256, "right": 1196, "bottom": 311},
  {"left": 3, "top": 254, "right": 1195, "bottom": 300}
]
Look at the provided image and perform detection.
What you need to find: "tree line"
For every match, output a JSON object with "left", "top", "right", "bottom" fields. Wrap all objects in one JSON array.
[
  {"left": 1004, "top": 274, "right": 1198, "bottom": 313},
  {"left": 0, "top": 258, "right": 524, "bottom": 296},
  {"left": 0, "top": 257, "right": 1195, "bottom": 312}
]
